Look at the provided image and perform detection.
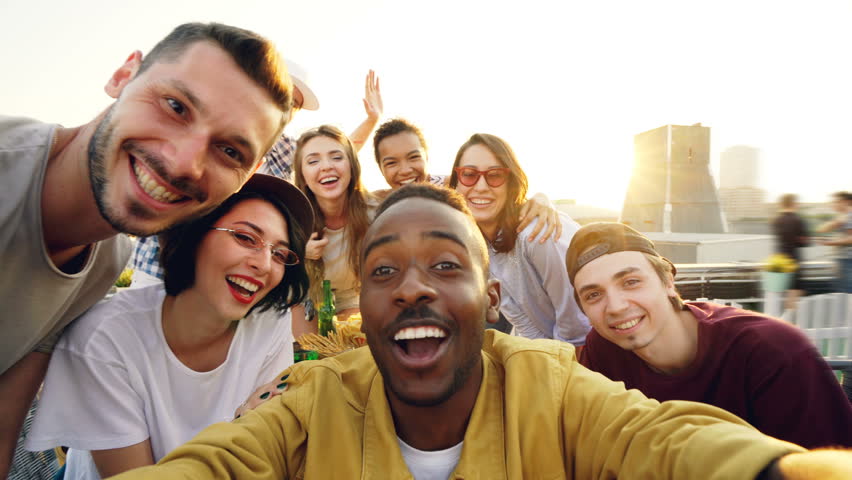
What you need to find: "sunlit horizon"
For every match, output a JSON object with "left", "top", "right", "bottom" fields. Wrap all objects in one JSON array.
[{"left": 2, "top": 0, "right": 850, "bottom": 211}]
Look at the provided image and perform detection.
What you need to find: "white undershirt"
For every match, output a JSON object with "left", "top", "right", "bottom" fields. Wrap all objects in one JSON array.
[{"left": 397, "top": 436, "right": 463, "bottom": 480}]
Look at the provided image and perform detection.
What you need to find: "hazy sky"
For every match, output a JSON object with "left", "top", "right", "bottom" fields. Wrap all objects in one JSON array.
[{"left": 2, "top": 0, "right": 850, "bottom": 209}]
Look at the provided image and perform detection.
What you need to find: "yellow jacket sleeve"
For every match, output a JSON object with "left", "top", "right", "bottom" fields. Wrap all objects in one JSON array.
[{"left": 565, "top": 357, "right": 805, "bottom": 479}]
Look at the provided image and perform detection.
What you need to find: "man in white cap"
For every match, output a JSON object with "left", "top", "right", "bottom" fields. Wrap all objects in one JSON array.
[{"left": 128, "top": 64, "right": 384, "bottom": 287}]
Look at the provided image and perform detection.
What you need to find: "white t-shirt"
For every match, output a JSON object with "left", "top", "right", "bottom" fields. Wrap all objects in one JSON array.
[
  {"left": 25, "top": 285, "right": 294, "bottom": 479},
  {"left": 397, "top": 437, "right": 463, "bottom": 480}
]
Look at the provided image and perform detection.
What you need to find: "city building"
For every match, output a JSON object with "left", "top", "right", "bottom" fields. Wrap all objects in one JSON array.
[
  {"left": 719, "top": 187, "right": 769, "bottom": 221},
  {"left": 718, "top": 145, "right": 767, "bottom": 221},
  {"left": 719, "top": 145, "right": 760, "bottom": 189},
  {"left": 621, "top": 123, "right": 726, "bottom": 233}
]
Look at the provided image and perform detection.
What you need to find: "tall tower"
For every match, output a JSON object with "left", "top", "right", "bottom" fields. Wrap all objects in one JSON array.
[
  {"left": 620, "top": 123, "right": 725, "bottom": 233},
  {"left": 719, "top": 145, "right": 760, "bottom": 188},
  {"left": 718, "top": 145, "right": 766, "bottom": 220}
]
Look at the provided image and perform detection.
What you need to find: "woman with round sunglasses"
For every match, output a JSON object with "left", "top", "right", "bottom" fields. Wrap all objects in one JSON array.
[
  {"left": 25, "top": 174, "right": 313, "bottom": 479},
  {"left": 450, "top": 133, "right": 591, "bottom": 347},
  {"left": 293, "top": 125, "right": 378, "bottom": 330}
]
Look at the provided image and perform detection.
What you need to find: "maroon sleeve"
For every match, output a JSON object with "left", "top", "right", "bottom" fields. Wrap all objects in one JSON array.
[
  {"left": 578, "top": 330, "right": 598, "bottom": 369},
  {"left": 744, "top": 324, "right": 852, "bottom": 448}
]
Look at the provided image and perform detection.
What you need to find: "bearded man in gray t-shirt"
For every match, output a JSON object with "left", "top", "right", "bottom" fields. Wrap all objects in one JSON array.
[{"left": 0, "top": 22, "right": 295, "bottom": 477}]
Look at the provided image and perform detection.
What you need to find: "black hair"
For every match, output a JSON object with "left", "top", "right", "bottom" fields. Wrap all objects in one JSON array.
[
  {"left": 833, "top": 191, "right": 852, "bottom": 202},
  {"left": 375, "top": 183, "right": 471, "bottom": 219},
  {"left": 160, "top": 190, "right": 309, "bottom": 313},
  {"left": 372, "top": 118, "right": 428, "bottom": 165},
  {"left": 372, "top": 184, "right": 489, "bottom": 275}
]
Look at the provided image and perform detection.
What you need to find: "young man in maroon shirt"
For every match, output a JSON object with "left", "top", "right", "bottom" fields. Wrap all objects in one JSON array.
[{"left": 566, "top": 222, "right": 852, "bottom": 449}]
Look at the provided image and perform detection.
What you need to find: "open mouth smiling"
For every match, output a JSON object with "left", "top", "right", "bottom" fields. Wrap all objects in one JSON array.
[
  {"left": 397, "top": 177, "right": 418, "bottom": 185},
  {"left": 319, "top": 175, "right": 339, "bottom": 186},
  {"left": 611, "top": 315, "right": 644, "bottom": 332},
  {"left": 467, "top": 198, "right": 494, "bottom": 208},
  {"left": 226, "top": 275, "right": 263, "bottom": 304},
  {"left": 131, "top": 156, "right": 189, "bottom": 204},
  {"left": 391, "top": 325, "right": 450, "bottom": 367}
]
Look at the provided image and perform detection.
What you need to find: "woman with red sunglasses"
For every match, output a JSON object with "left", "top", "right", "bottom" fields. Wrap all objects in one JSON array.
[{"left": 449, "top": 134, "right": 591, "bottom": 347}]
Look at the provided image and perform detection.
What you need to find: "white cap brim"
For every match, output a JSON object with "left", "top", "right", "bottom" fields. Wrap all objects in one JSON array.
[{"left": 285, "top": 59, "right": 320, "bottom": 111}]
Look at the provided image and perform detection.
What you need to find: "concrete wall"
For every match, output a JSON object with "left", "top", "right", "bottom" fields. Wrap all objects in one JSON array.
[
  {"left": 695, "top": 238, "right": 772, "bottom": 263},
  {"left": 654, "top": 242, "right": 700, "bottom": 263},
  {"left": 652, "top": 236, "right": 773, "bottom": 264},
  {"left": 728, "top": 220, "right": 771, "bottom": 235}
]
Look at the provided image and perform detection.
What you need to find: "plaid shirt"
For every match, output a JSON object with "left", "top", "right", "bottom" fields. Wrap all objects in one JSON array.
[
  {"left": 429, "top": 174, "right": 446, "bottom": 186},
  {"left": 128, "top": 133, "right": 297, "bottom": 279},
  {"left": 258, "top": 132, "right": 296, "bottom": 182},
  {"left": 128, "top": 235, "right": 164, "bottom": 278}
]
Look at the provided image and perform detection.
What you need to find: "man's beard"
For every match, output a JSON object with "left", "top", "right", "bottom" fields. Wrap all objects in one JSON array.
[
  {"left": 87, "top": 107, "right": 210, "bottom": 236},
  {"left": 375, "top": 304, "right": 484, "bottom": 408}
]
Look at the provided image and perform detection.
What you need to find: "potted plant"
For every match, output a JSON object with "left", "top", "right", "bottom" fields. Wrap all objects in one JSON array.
[{"left": 761, "top": 254, "right": 797, "bottom": 293}]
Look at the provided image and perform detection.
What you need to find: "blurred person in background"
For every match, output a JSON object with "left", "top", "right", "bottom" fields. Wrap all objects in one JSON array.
[
  {"left": 816, "top": 191, "right": 852, "bottom": 293},
  {"left": 771, "top": 193, "right": 809, "bottom": 309}
]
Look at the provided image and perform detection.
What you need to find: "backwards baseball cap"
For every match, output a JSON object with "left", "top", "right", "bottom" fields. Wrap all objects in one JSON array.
[
  {"left": 241, "top": 173, "right": 314, "bottom": 235},
  {"left": 565, "top": 222, "right": 676, "bottom": 285},
  {"left": 284, "top": 58, "right": 319, "bottom": 111}
]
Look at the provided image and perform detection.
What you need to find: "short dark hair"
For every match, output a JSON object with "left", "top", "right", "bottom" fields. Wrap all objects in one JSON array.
[
  {"left": 372, "top": 118, "right": 428, "bottom": 165},
  {"left": 139, "top": 22, "right": 292, "bottom": 119},
  {"left": 833, "top": 191, "right": 852, "bottom": 202},
  {"left": 375, "top": 183, "right": 470, "bottom": 219},
  {"left": 160, "top": 191, "right": 309, "bottom": 313},
  {"left": 372, "top": 184, "right": 489, "bottom": 274}
]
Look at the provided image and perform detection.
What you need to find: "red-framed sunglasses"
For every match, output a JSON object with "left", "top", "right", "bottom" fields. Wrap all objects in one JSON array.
[{"left": 453, "top": 167, "right": 511, "bottom": 187}]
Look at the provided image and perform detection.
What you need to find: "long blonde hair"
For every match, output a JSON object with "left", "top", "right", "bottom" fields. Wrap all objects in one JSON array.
[{"left": 293, "top": 125, "right": 373, "bottom": 309}]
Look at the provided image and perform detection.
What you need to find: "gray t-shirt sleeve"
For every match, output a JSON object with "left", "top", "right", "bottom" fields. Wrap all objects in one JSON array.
[{"left": 32, "top": 328, "right": 64, "bottom": 354}]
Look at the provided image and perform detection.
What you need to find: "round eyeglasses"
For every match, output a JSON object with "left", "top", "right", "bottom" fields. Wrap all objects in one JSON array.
[
  {"left": 453, "top": 167, "right": 511, "bottom": 187},
  {"left": 210, "top": 227, "right": 300, "bottom": 266}
]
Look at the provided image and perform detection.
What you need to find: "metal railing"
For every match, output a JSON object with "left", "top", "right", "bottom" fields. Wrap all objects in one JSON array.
[{"left": 674, "top": 261, "right": 836, "bottom": 311}]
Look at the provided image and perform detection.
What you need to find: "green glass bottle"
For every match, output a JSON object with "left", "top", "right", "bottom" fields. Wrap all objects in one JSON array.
[{"left": 318, "top": 280, "right": 337, "bottom": 337}]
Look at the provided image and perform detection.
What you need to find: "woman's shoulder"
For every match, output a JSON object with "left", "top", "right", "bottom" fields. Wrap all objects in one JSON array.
[
  {"left": 364, "top": 191, "right": 381, "bottom": 216},
  {"left": 60, "top": 285, "right": 165, "bottom": 354},
  {"left": 515, "top": 214, "right": 579, "bottom": 253}
]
